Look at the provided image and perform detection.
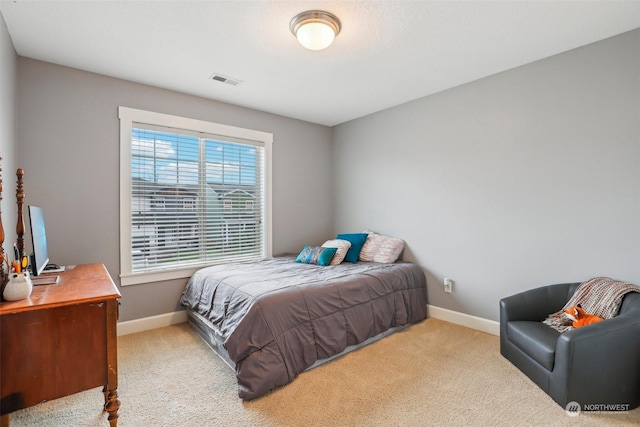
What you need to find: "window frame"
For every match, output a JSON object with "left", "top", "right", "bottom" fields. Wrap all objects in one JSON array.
[{"left": 119, "top": 107, "right": 273, "bottom": 286}]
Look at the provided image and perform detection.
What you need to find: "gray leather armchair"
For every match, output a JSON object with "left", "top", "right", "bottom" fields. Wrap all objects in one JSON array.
[{"left": 500, "top": 282, "right": 640, "bottom": 410}]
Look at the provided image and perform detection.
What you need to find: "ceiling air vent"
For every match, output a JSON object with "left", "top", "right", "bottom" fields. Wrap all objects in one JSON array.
[{"left": 209, "top": 73, "right": 242, "bottom": 86}]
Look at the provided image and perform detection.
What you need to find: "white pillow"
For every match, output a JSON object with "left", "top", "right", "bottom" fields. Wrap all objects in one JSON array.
[
  {"left": 359, "top": 232, "right": 384, "bottom": 262},
  {"left": 321, "top": 239, "right": 352, "bottom": 265},
  {"left": 359, "top": 231, "right": 405, "bottom": 263},
  {"left": 373, "top": 236, "right": 405, "bottom": 263}
]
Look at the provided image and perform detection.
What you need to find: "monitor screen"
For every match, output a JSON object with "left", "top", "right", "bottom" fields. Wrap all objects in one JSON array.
[{"left": 28, "top": 205, "right": 50, "bottom": 277}]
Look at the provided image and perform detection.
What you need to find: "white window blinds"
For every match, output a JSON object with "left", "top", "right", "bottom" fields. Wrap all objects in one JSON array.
[{"left": 119, "top": 107, "right": 272, "bottom": 285}]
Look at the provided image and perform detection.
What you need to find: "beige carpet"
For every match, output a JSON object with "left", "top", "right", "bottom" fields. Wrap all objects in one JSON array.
[{"left": 7, "top": 318, "right": 640, "bottom": 426}]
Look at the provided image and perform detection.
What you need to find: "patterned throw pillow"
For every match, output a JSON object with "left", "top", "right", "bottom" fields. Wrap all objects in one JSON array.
[
  {"left": 321, "top": 239, "right": 352, "bottom": 265},
  {"left": 295, "top": 245, "right": 338, "bottom": 266}
]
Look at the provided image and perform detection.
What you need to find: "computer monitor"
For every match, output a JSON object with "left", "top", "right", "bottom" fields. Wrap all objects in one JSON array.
[{"left": 28, "top": 205, "right": 50, "bottom": 277}]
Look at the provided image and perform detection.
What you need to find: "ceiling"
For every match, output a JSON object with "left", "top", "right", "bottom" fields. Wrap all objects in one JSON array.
[{"left": 1, "top": 1, "right": 639, "bottom": 127}]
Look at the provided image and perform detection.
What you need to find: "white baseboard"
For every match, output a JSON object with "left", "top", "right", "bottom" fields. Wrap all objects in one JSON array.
[
  {"left": 117, "top": 310, "right": 188, "bottom": 336},
  {"left": 428, "top": 305, "right": 499, "bottom": 336},
  {"left": 117, "top": 306, "right": 499, "bottom": 337}
]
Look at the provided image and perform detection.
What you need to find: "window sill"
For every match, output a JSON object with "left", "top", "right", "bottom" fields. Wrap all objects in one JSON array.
[{"left": 119, "top": 267, "right": 201, "bottom": 286}]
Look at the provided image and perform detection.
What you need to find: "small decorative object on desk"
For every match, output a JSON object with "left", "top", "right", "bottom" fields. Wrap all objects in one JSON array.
[{"left": 3, "top": 270, "right": 33, "bottom": 301}]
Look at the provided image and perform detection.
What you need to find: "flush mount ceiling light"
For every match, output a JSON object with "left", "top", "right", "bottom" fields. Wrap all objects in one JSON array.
[{"left": 290, "top": 10, "right": 341, "bottom": 51}]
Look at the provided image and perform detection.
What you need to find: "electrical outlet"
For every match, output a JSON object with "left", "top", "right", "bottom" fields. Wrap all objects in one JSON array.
[{"left": 444, "top": 278, "right": 453, "bottom": 293}]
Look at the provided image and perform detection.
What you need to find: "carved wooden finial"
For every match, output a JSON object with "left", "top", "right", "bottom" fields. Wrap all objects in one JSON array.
[
  {"left": 16, "top": 168, "right": 25, "bottom": 262},
  {"left": 0, "top": 153, "right": 4, "bottom": 283}
]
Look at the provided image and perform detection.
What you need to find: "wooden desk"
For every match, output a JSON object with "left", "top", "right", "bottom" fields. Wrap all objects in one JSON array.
[{"left": 0, "top": 263, "right": 121, "bottom": 426}]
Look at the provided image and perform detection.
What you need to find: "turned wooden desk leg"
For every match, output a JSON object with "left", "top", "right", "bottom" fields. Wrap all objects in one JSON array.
[
  {"left": 103, "top": 388, "right": 120, "bottom": 427},
  {"left": 104, "top": 299, "right": 120, "bottom": 426}
]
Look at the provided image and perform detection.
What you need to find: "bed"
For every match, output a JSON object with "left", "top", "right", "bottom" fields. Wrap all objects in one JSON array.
[{"left": 180, "top": 254, "right": 428, "bottom": 400}]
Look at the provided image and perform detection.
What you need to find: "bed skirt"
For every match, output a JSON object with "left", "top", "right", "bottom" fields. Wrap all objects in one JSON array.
[{"left": 186, "top": 308, "right": 411, "bottom": 374}]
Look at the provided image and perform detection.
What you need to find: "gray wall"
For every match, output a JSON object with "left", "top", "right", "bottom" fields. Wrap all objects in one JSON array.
[
  {"left": 0, "top": 13, "right": 17, "bottom": 255},
  {"left": 15, "top": 59, "right": 333, "bottom": 321},
  {"left": 8, "top": 26, "right": 640, "bottom": 324},
  {"left": 333, "top": 29, "right": 640, "bottom": 321}
]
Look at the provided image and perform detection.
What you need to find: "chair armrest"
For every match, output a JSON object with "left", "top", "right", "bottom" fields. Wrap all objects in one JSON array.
[
  {"left": 551, "top": 311, "right": 640, "bottom": 405},
  {"left": 558, "top": 311, "right": 640, "bottom": 350},
  {"left": 557, "top": 292, "right": 640, "bottom": 350},
  {"left": 500, "top": 282, "right": 579, "bottom": 323}
]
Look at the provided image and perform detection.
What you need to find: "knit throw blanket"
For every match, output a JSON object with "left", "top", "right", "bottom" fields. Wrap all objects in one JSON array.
[{"left": 543, "top": 277, "right": 640, "bottom": 333}]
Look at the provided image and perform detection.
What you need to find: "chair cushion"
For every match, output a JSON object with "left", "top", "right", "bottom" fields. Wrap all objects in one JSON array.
[{"left": 507, "top": 321, "right": 560, "bottom": 371}]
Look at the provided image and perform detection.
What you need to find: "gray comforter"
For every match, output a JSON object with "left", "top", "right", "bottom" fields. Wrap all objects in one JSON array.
[{"left": 180, "top": 256, "right": 428, "bottom": 400}]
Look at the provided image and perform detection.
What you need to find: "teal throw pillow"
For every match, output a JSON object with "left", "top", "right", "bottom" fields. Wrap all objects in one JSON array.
[
  {"left": 296, "top": 245, "right": 338, "bottom": 266},
  {"left": 336, "top": 233, "right": 369, "bottom": 263}
]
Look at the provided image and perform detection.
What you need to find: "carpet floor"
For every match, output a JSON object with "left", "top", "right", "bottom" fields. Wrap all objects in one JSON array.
[{"left": 7, "top": 318, "right": 640, "bottom": 426}]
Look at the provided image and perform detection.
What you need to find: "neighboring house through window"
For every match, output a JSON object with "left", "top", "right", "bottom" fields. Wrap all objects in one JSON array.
[
  {"left": 119, "top": 107, "right": 273, "bottom": 285},
  {"left": 183, "top": 198, "right": 195, "bottom": 211}
]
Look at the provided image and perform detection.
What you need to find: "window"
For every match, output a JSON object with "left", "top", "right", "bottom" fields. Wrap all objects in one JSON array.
[
  {"left": 119, "top": 107, "right": 273, "bottom": 286},
  {"left": 183, "top": 198, "right": 195, "bottom": 211},
  {"left": 151, "top": 197, "right": 165, "bottom": 211}
]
